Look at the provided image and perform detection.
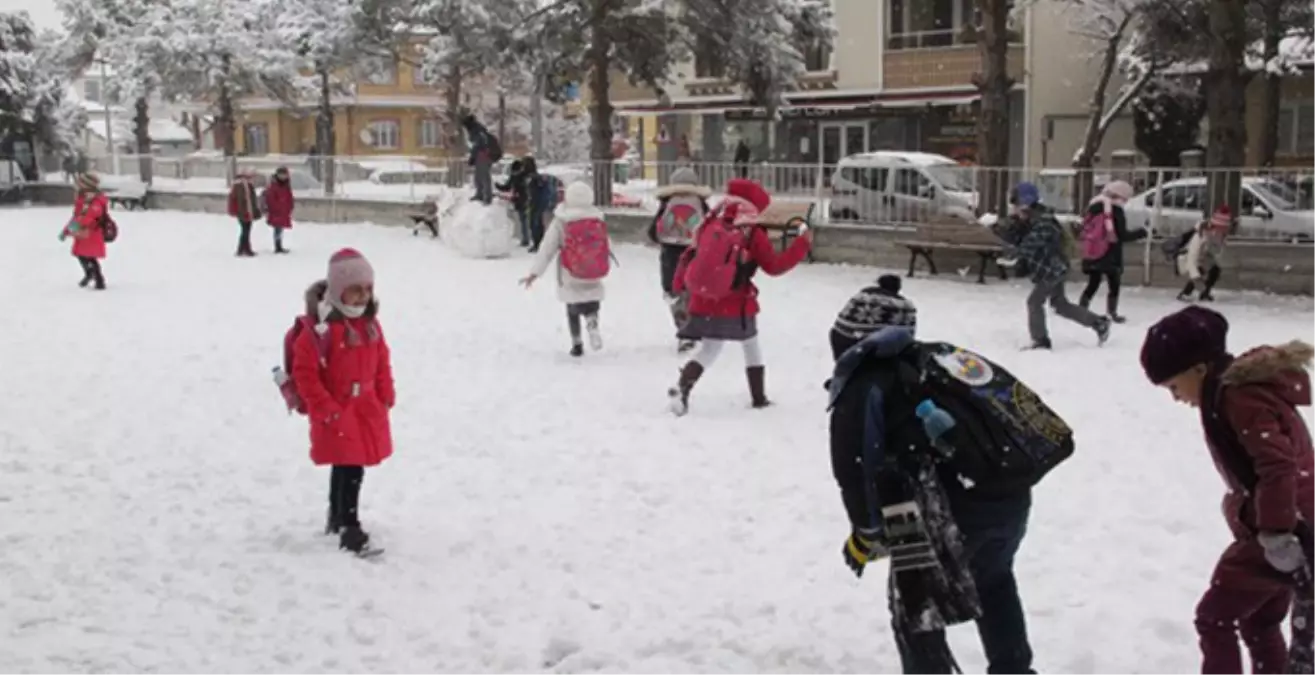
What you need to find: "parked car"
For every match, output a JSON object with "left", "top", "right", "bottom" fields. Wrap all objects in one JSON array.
[
  {"left": 1122, "top": 176, "right": 1314, "bottom": 241},
  {"left": 829, "top": 151, "right": 977, "bottom": 225}
]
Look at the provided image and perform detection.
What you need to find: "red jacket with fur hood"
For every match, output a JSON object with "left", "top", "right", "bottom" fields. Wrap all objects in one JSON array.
[{"left": 1201, "top": 340, "right": 1314, "bottom": 587}]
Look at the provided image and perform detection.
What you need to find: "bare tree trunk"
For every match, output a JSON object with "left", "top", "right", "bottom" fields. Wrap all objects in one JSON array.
[
  {"left": 445, "top": 65, "right": 464, "bottom": 188},
  {"left": 587, "top": 8, "right": 614, "bottom": 208},
  {"left": 134, "top": 96, "right": 154, "bottom": 185},
  {"left": 218, "top": 59, "right": 237, "bottom": 184},
  {"left": 317, "top": 68, "right": 337, "bottom": 195},
  {"left": 1203, "top": 0, "right": 1249, "bottom": 218},
  {"left": 1255, "top": 0, "right": 1283, "bottom": 168},
  {"left": 973, "top": 0, "right": 1014, "bottom": 216}
]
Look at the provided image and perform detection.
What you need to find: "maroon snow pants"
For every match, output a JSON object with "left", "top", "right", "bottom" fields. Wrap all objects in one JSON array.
[{"left": 1195, "top": 540, "right": 1294, "bottom": 675}]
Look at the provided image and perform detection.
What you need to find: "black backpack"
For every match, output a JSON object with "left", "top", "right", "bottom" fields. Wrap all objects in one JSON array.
[
  {"left": 1161, "top": 229, "right": 1195, "bottom": 263},
  {"left": 901, "top": 341, "right": 1075, "bottom": 496},
  {"left": 487, "top": 132, "right": 504, "bottom": 163}
]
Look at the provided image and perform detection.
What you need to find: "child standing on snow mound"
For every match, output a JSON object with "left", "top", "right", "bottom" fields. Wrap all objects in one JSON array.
[
  {"left": 287, "top": 249, "right": 395, "bottom": 557},
  {"left": 62, "top": 173, "right": 110, "bottom": 290},
  {"left": 1141, "top": 307, "right": 1314, "bottom": 674},
  {"left": 263, "top": 166, "right": 295, "bottom": 254},
  {"left": 648, "top": 166, "right": 712, "bottom": 353},
  {"left": 520, "top": 182, "right": 612, "bottom": 358},
  {"left": 667, "top": 178, "right": 812, "bottom": 415}
]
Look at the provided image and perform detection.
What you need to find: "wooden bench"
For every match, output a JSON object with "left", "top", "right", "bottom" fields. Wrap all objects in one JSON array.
[
  {"left": 756, "top": 201, "right": 815, "bottom": 261},
  {"left": 894, "top": 218, "right": 1007, "bottom": 284},
  {"left": 106, "top": 181, "right": 149, "bottom": 210}
]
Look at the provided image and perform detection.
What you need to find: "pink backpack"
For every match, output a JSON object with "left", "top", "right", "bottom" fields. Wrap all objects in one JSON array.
[
  {"left": 278, "top": 316, "right": 329, "bottom": 415},
  {"left": 656, "top": 201, "right": 702, "bottom": 244},
  {"left": 1080, "top": 208, "right": 1116, "bottom": 260},
  {"left": 560, "top": 218, "right": 612, "bottom": 280},
  {"left": 683, "top": 197, "right": 757, "bottom": 300}
]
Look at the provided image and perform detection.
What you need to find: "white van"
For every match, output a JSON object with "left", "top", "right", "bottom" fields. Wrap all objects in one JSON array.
[{"left": 829, "top": 151, "right": 977, "bottom": 225}]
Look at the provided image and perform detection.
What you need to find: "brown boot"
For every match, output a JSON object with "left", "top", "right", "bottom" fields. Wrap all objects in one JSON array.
[
  {"left": 747, "top": 366, "right": 770, "bottom": 408},
  {"left": 667, "top": 361, "right": 705, "bottom": 417}
]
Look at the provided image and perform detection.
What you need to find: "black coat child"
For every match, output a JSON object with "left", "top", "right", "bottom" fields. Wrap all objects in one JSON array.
[{"left": 1081, "top": 200, "right": 1146, "bottom": 275}]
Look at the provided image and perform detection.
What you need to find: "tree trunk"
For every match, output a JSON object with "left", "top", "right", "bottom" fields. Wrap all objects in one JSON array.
[
  {"left": 445, "top": 65, "right": 464, "bottom": 188},
  {"left": 134, "top": 96, "right": 154, "bottom": 185},
  {"left": 973, "top": 0, "right": 1014, "bottom": 216},
  {"left": 587, "top": 8, "right": 614, "bottom": 208},
  {"left": 1203, "top": 0, "right": 1248, "bottom": 218},
  {"left": 1255, "top": 0, "right": 1283, "bottom": 168},
  {"left": 317, "top": 68, "right": 337, "bottom": 195},
  {"left": 219, "top": 55, "right": 237, "bottom": 184}
]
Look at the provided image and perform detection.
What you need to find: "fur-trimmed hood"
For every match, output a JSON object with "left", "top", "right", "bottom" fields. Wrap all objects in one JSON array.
[{"left": 1221, "top": 340, "right": 1313, "bottom": 406}]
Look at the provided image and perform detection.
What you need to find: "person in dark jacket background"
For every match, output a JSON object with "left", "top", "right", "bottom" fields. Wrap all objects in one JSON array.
[
  {"left": 463, "top": 113, "right": 499, "bottom": 205},
  {"left": 1141, "top": 306, "right": 1314, "bottom": 675},
  {"left": 996, "top": 181, "right": 1110, "bottom": 350},
  {"left": 1078, "top": 180, "right": 1145, "bottom": 323},
  {"left": 497, "top": 159, "right": 533, "bottom": 247},
  {"left": 828, "top": 276, "right": 1037, "bottom": 675}
]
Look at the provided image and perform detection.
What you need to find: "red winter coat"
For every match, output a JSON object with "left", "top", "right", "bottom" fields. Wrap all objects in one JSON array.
[
  {"left": 228, "top": 180, "right": 262, "bottom": 222},
  {"left": 291, "top": 302, "right": 396, "bottom": 467},
  {"left": 672, "top": 226, "right": 811, "bottom": 319},
  {"left": 1202, "top": 341, "right": 1314, "bottom": 590},
  {"left": 70, "top": 192, "right": 108, "bottom": 260},
  {"left": 263, "top": 180, "right": 294, "bottom": 229}
]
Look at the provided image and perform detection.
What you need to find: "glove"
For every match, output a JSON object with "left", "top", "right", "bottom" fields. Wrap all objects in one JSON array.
[
  {"left": 996, "top": 256, "right": 1018, "bottom": 267},
  {"left": 842, "top": 528, "right": 888, "bottom": 578},
  {"left": 1258, "top": 531, "right": 1306, "bottom": 574}
]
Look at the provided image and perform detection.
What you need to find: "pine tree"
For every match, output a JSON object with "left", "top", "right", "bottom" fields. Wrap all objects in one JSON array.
[{"left": 0, "top": 11, "right": 86, "bottom": 179}]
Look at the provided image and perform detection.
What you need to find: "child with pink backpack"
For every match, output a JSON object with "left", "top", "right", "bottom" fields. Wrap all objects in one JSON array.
[
  {"left": 521, "top": 181, "right": 613, "bottom": 357},
  {"left": 667, "top": 179, "right": 812, "bottom": 415},
  {"left": 1077, "top": 180, "right": 1145, "bottom": 323}
]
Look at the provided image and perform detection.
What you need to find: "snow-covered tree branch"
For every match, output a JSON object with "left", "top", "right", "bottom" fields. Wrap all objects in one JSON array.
[{"left": 0, "top": 12, "right": 87, "bottom": 178}]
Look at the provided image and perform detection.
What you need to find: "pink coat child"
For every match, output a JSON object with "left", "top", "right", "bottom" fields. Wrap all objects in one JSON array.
[
  {"left": 63, "top": 173, "right": 110, "bottom": 289},
  {"left": 289, "top": 248, "right": 395, "bottom": 555}
]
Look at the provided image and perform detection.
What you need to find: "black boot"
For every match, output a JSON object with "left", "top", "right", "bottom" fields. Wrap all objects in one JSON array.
[
  {"left": 1024, "top": 338, "right": 1053, "bottom": 351},
  {"left": 569, "top": 343, "right": 584, "bottom": 358},
  {"left": 339, "top": 526, "right": 371, "bottom": 554},
  {"left": 747, "top": 366, "right": 771, "bottom": 408},
  {"left": 667, "top": 361, "right": 705, "bottom": 417}
]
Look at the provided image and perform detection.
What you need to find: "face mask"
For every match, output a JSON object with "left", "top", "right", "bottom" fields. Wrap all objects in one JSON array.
[{"left": 336, "top": 302, "right": 367, "bottom": 319}]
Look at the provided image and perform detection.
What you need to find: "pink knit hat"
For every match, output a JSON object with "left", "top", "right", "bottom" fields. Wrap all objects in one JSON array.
[
  {"left": 1209, "top": 205, "right": 1232, "bottom": 231},
  {"left": 326, "top": 248, "right": 375, "bottom": 302}
]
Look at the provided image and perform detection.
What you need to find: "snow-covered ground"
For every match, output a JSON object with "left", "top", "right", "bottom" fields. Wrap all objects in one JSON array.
[{"left": 3, "top": 207, "right": 1312, "bottom": 672}]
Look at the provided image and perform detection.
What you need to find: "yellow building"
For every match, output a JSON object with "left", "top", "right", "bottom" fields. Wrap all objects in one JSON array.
[{"left": 233, "top": 43, "right": 526, "bottom": 162}]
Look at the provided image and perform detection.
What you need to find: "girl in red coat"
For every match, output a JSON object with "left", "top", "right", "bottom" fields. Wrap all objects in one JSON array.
[
  {"left": 262, "top": 166, "right": 295, "bottom": 254},
  {"left": 667, "top": 179, "right": 812, "bottom": 415},
  {"left": 1141, "top": 306, "right": 1314, "bottom": 674},
  {"left": 61, "top": 173, "right": 109, "bottom": 290},
  {"left": 291, "top": 248, "right": 395, "bottom": 555}
]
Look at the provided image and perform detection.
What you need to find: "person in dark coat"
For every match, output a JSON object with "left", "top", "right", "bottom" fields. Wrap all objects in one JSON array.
[
  {"left": 1141, "top": 307, "right": 1314, "bottom": 675},
  {"left": 228, "top": 169, "right": 262, "bottom": 257},
  {"left": 496, "top": 159, "right": 532, "bottom": 246},
  {"left": 462, "top": 113, "right": 498, "bottom": 205},
  {"left": 733, "top": 139, "right": 751, "bottom": 179},
  {"left": 1078, "top": 180, "right": 1145, "bottom": 323},
  {"left": 995, "top": 181, "right": 1110, "bottom": 350},
  {"left": 828, "top": 277, "right": 1036, "bottom": 675}
]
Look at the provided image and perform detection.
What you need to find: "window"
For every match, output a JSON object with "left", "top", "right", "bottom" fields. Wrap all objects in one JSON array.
[
  {"left": 411, "top": 62, "right": 431, "bottom": 88},
  {"left": 798, "top": 0, "right": 832, "bottom": 71},
  {"left": 841, "top": 166, "right": 887, "bottom": 191},
  {"left": 243, "top": 123, "right": 269, "bottom": 155},
  {"left": 366, "top": 120, "right": 400, "bottom": 149},
  {"left": 1277, "top": 102, "right": 1314, "bottom": 156},
  {"left": 892, "top": 168, "right": 931, "bottom": 196},
  {"left": 693, "top": 35, "right": 725, "bottom": 78},
  {"left": 358, "top": 57, "right": 397, "bottom": 86},
  {"left": 1151, "top": 184, "right": 1206, "bottom": 211},
  {"left": 84, "top": 79, "right": 101, "bottom": 103},
  {"left": 887, "top": 0, "right": 1017, "bottom": 50},
  {"left": 418, "top": 118, "right": 442, "bottom": 149}
]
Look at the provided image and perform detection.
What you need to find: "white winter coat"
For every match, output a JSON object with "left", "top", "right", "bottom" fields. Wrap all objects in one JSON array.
[
  {"left": 529, "top": 182, "right": 608, "bottom": 304},
  {"left": 1178, "top": 226, "right": 1227, "bottom": 280}
]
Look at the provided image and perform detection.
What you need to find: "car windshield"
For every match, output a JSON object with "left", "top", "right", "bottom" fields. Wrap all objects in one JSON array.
[
  {"left": 924, "top": 163, "right": 975, "bottom": 192},
  {"left": 1250, "top": 179, "right": 1302, "bottom": 211}
]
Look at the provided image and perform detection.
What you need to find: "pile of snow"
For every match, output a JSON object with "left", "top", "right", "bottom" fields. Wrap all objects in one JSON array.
[{"left": 443, "top": 200, "right": 515, "bottom": 258}]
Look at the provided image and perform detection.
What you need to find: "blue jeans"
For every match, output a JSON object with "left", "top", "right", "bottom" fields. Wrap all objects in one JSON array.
[{"left": 898, "top": 489, "right": 1035, "bottom": 675}]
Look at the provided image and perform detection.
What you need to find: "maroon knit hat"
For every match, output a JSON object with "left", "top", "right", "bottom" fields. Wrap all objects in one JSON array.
[{"left": 1140, "top": 306, "right": 1230, "bottom": 384}]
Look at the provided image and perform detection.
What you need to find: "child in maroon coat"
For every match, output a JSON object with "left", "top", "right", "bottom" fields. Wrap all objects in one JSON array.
[
  {"left": 262, "top": 166, "right": 295, "bottom": 254},
  {"left": 1141, "top": 306, "right": 1314, "bottom": 674}
]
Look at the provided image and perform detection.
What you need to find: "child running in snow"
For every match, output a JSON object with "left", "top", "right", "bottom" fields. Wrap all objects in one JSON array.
[
  {"left": 1177, "top": 205, "right": 1231, "bottom": 302},
  {"left": 1141, "top": 306, "right": 1314, "bottom": 674},
  {"left": 62, "top": 173, "right": 110, "bottom": 290},
  {"left": 667, "top": 178, "right": 812, "bottom": 415},
  {"left": 520, "top": 182, "right": 612, "bottom": 357},
  {"left": 290, "top": 248, "right": 395, "bottom": 556},
  {"left": 648, "top": 166, "right": 712, "bottom": 353}
]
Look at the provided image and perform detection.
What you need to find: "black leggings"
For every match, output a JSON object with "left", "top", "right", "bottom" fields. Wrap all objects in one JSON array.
[
  {"left": 77, "top": 257, "right": 104, "bottom": 285},
  {"left": 1079, "top": 271, "right": 1122, "bottom": 315},
  {"left": 566, "top": 302, "right": 601, "bottom": 343},
  {"left": 329, "top": 465, "right": 364, "bottom": 528}
]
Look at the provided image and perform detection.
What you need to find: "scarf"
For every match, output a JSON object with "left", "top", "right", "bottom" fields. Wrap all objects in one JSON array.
[
  {"left": 316, "top": 300, "right": 380, "bottom": 345},
  {"left": 884, "top": 459, "right": 981, "bottom": 674},
  {"left": 1202, "top": 357, "right": 1314, "bottom": 674}
]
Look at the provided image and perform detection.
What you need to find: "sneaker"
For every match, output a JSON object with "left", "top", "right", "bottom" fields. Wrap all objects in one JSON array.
[
  {"left": 1109, "top": 314, "right": 1127, "bottom": 324},
  {"left": 78, "top": 277, "right": 92, "bottom": 288},
  {"left": 1095, "top": 318, "right": 1112, "bottom": 346},
  {"left": 586, "top": 316, "right": 603, "bottom": 351},
  {"left": 1023, "top": 339, "right": 1053, "bottom": 351},
  {"left": 667, "top": 385, "right": 688, "bottom": 417},
  {"left": 1176, "top": 292, "right": 1194, "bottom": 302},
  {"left": 569, "top": 344, "right": 584, "bottom": 358},
  {"left": 1198, "top": 292, "right": 1215, "bottom": 302}
]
